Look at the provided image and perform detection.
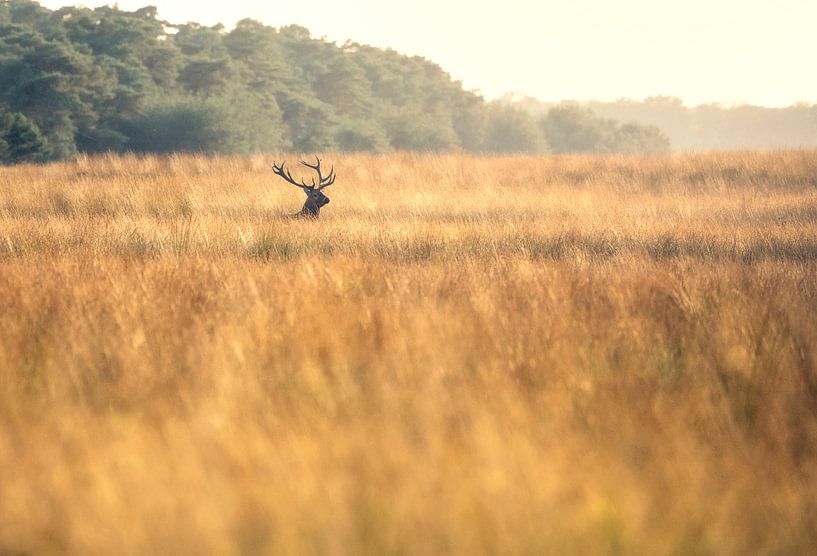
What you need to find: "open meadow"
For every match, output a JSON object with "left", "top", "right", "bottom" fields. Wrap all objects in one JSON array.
[{"left": 1, "top": 151, "right": 817, "bottom": 554}]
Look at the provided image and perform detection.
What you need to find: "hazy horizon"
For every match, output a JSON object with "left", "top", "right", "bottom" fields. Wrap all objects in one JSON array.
[{"left": 38, "top": 0, "right": 817, "bottom": 108}]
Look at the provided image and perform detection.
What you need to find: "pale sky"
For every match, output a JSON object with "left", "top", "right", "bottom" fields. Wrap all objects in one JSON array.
[{"left": 40, "top": 0, "right": 817, "bottom": 107}]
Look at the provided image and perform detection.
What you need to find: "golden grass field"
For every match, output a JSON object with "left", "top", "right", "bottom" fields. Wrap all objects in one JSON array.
[{"left": 1, "top": 151, "right": 816, "bottom": 554}]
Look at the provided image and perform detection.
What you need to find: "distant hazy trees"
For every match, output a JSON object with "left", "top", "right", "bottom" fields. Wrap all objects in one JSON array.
[
  {"left": 483, "top": 104, "right": 547, "bottom": 153},
  {"left": 474, "top": 102, "right": 670, "bottom": 154},
  {"left": 0, "top": 0, "right": 674, "bottom": 161},
  {"left": 540, "top": 105, "right": 669, "bottom": 154},
  {"left": 506, "top": 95, "right": 817, "bottom": 151}
]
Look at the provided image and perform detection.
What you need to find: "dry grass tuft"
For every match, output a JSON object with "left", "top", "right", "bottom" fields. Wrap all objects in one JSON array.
[{"left": 1, "top": 151, "right": 816, "bottom": 554}]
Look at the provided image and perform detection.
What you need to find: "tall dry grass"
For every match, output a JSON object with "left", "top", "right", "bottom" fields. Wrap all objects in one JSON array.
[{"left": 1, "top": 151, "right": 816, "bottom": 554}]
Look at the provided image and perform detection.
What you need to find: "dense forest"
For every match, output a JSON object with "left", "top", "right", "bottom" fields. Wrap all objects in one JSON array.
[
  {"left": 504, "top": 95, "right": 817, "bottom": 151},
  {"left": 0, "top": 0, "right": 670, "bottom": 162}
]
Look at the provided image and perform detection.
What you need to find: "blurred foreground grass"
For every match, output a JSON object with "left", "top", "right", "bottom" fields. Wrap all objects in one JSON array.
[{"left": 1, "top": 151, "right": 816, "bottom": 554}]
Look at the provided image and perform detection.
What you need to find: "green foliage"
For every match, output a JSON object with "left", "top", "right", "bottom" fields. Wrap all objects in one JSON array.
[
  {"left": 0, "top": 0, "right": 674, "bottom": 158},
  {"left": 276, "top": 91, "right": 338, "bottom": 151},
  {"left": 0, "top": 22, "right": 93, "bottom": 159},
  {"left": 123, "top": 95, "right": 284, "bottom": 154},
  {"left": 483, "top": 103, "right": 547, "bottom": 153},
  {"left": 0, "top": 109, "right": 49, "bottom": 163},
  {"left": 452, "top": 93, "right": 487, "bottom": 152},
  {"left": 334, "top": 118, "right": 389, "bottom": 152},
  {"left": 540, "top": 106, "right": 613, "bottom": 153},
  {"left": 122, "top": 97, "right": 225, "bottom": 153},
  {"left": 540, "top": 105, "right": 670, "bottom": 154},
  {"left": 386, "top": 110, "right": 461, "bottom": 151}
]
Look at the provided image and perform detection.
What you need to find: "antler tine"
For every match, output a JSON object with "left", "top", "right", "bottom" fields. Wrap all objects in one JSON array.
[
  {"left": 300, "top": 156, "right": 335, "bottom": 190},
  {"left": 300, "top": 156, "right": 321, "bottom": 174},
  {"left": 272, "top": 160, "right": 312, "bottom": 191},
  {"left": 318, "top": 165, "right": 335, "bottom": 190}
]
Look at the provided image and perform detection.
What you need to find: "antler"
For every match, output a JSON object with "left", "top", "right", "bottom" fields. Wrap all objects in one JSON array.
[
  {"left": 300, "top": 156, "right": 336, "bottom": 190},
  {"left": 272, "top": 161, "right": 313, "bottom": 190},
  {"left": 272, "top": 157, "right": 336, "bottom": 191}
]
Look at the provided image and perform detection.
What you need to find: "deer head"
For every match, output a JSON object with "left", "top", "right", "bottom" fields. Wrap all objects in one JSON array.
[{"left": 272, "top": 156, "right": 336, "bottom": 218}]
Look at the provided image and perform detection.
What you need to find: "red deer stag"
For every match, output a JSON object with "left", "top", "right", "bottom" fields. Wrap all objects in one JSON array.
[{"left": 272, "top": 156, "right": 336, "bottom": 218}]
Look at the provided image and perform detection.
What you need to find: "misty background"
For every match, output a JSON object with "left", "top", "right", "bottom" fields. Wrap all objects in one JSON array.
[{"left": 1, "top": 0, "right": 815, "bottom": 163}]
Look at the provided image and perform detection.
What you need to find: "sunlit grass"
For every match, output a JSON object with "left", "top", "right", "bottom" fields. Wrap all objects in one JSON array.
[{"left": 1, "top": 151, "right": 816, "bottom": 554}]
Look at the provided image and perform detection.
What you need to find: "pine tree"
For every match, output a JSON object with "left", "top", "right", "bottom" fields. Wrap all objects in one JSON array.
[{"left": 0, "top": 110, "right": 49, "bottom": 163}]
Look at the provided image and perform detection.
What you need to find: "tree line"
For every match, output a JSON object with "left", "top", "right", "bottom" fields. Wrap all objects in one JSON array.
[
  {"left": 505, "top": 95, "right": 817, "bottom": 151},
  {"left": 0, "top": 0, "right": 670, "bottom": 163}
]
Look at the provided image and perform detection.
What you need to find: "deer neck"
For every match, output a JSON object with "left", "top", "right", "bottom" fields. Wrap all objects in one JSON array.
[{"left": 300, "top": 198, "right": 321, "bottom": 218}]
